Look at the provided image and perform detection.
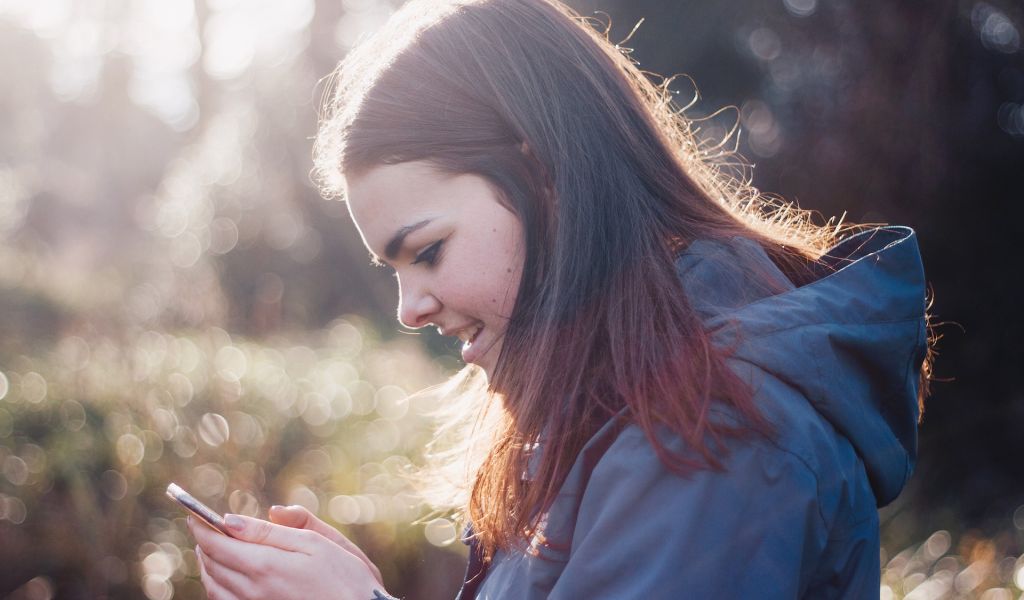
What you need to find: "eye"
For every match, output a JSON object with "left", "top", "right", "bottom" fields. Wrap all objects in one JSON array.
[{"left": 412, "top": 240, "right": 444, "bottom": 267}]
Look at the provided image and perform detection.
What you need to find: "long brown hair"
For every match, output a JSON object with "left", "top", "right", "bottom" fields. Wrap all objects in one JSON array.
[{"left": 314, "top": 0, "right": 930, "bottom": 560}]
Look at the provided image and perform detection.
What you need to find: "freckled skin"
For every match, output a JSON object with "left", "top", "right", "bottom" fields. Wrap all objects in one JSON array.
[{"left": 345, "top": 161, "right": 525, "bottom": 379}]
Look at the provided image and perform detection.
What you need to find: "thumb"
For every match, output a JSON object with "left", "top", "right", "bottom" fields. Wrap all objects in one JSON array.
[
  {"left": 268, "top": 504, "right": 306, "bottom": 528},
  {"left": 268, "top": 505, "right": 344, "bottom": 545},
  {"left": 221, "top": 513, "right": 313, "bottom": 552},
  {"left": 269, "top": 505, "right": 382, "bottom": 585}
]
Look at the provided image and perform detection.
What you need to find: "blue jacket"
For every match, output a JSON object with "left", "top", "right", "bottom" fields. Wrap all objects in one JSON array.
[{"left": 458, "top": 226, "right": 928, "bottom": 599}]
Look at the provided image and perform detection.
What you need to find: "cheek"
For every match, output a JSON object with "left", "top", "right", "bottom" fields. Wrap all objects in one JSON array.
[
  {"left": 487, "top": 228, "right": 523, "bottom": 316},
  {"left": 449, "top": 242, "right": 519, "bottom": 316},
  {"left": 448, "top": 210, "right": 522, "bottom": 317},
  {"left": 447, "top": 261, "right": 514, "bottom": 315}
]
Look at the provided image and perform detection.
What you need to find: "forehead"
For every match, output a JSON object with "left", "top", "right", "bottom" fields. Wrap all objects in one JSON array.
[
  {"left": 345, "top": 161, "right": 448, "bottom": 226},
  {"left": 345, "top": 162, "right": 451, "bottom": 251},
  {"left": 345, "top": 160, "right": 521, "bottom": 260}
]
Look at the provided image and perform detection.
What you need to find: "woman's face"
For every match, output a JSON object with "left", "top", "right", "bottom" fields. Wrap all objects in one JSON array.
[{"left": 345, "top": 161, "right": 524, "bottom": 379}]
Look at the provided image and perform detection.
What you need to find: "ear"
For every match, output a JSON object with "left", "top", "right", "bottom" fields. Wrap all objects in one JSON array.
[{"left": 517, "top": 140, "right": 555, "bottom": 199}]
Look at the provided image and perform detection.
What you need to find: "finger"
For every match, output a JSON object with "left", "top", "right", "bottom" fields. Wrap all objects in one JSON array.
[
  {"left": 267, "top": 504, "right": 302, "bottom": 527},
  {"left": 222, "top": 513, "right": 322, "bottom": 553},
  {"left": 197, "top": 545, "right": 258, "bottom": 600},
  {"left": 189, "top": 514, "right": 231, "bottom": 549},
  {"left": 268, "top": 505, "right": 351, "bottom": 547},
  {"left": 190, "top": 515, "right": 283, "bottom": 574},
  {"left": 189, "top": 514, "right": 246, "bottom": 555},
  {"left": 197, "top": 545, "right": 239, "bottom": 600},
  {"left": 268, "top": 505, "right": 383, "bottom": 585}
]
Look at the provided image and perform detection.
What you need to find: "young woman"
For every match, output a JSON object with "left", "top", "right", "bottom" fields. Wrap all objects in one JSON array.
[{"left": 189, "top": 0, "right": 933, "bottom": 598}]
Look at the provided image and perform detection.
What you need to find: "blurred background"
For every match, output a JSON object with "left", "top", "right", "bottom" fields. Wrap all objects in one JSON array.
[{"left": 0, "top": 0, "right": 1021, "bottom": 598}]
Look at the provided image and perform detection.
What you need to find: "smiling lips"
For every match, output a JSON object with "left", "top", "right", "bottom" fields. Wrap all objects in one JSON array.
[{"left": 445, "top": 323, "right": 484, "bottom": 363}]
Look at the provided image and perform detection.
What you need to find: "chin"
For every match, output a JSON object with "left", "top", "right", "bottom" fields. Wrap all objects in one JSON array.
[{"left": 475, "top": 357, "right": 497, "bottom": 383}]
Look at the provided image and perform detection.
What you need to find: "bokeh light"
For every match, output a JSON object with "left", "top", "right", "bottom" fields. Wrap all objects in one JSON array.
[{"left": 424, "top": 517, "right": 457, "bottom": 547}]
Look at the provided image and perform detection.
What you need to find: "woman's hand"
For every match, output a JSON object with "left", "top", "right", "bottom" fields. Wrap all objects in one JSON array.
[
  {"left": 266, "top": 504, "right": 383, "bottom": 585},
  {"left": 188, "top": 506, "right": 392, "bottom": 600}
]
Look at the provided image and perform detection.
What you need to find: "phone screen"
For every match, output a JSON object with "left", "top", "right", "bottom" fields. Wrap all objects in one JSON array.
[{"left": 166, "top": 483, "right": 232, "bottom": 536}]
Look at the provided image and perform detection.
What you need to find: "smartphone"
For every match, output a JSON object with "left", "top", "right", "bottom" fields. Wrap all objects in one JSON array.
[{"left": 166, "top": 483, "right": 233, "bottom": 537}]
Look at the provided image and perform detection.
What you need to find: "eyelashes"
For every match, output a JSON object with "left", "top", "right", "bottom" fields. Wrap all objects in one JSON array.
[{"left": 412, "top": 239, "right": 444, "bottom": 267}]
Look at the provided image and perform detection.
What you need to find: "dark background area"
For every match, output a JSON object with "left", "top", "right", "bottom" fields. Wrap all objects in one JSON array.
[{"left": 583, "top": 0, "right": 1024, "bottom": 533}]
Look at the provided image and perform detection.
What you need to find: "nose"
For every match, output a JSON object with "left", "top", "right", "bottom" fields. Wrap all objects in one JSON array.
[{"left": 396, "top": 276, "right": 441, "bottom": 329}]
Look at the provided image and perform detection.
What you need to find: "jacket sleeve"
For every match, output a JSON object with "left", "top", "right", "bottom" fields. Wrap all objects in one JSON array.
[{"left": 548, "top": 425, "right": 829, "bottom": 599}]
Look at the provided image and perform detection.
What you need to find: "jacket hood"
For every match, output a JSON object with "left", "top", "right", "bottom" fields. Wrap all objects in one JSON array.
[{"left": 676, "top": 226, "right": 928, "bottom": 506}]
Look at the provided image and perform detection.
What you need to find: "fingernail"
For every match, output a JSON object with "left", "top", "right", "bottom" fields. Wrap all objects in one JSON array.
[
  {"left": 224, "top": 514, "right": 244, "bottom": 532},
  {"left": 270, "top": 505, "right": 284, "bottom": 512}
]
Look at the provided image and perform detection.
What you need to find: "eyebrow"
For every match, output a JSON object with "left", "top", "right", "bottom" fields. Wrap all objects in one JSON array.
[{"left": 383, "top": 218, "right": 434, "bottom": 262}]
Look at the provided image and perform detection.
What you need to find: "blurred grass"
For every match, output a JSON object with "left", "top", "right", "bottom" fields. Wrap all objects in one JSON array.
[{"left": 0, "top": 321, "right": 467, "bottom": 599}]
